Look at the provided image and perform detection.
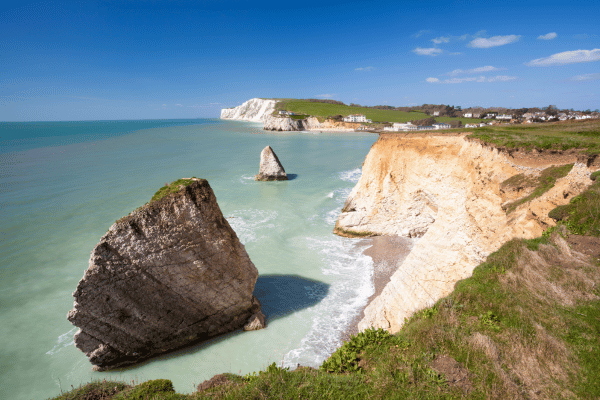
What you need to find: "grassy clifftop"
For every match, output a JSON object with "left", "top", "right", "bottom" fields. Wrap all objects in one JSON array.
[
  {"left": 274, "top": 99, "right": 487, "bottom": 124},
  {"left": 469, "top": 119, "right": 600, "bottom": 153}
]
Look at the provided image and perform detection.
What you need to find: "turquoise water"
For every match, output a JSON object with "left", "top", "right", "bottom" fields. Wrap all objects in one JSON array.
[{"left": 0, "top": 119, "right": 378, "bottom": 399}]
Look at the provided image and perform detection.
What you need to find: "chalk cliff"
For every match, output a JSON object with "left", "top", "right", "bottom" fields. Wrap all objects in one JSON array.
[
  {"left": 67, "top": 179, "right": 263, "bottom": 370},
  {"left": 220, "top": 98, "right": 278, "bottom": 122},
  {"left": 335, "top": 134, "right": 593, "bottom": 333},
  {"left": 263, "top": 115, "right": 360, "bottom": 131}
]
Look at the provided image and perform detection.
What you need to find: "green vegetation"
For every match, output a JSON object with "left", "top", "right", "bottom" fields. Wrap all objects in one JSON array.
[
  {"left": 51, "top": 380, "right": 130, "bottom": 400},
  {"left": 502, "top": 164, "right": 574, "bottom": 213},
  {"left": 549, "top": 174, "right": 600, "bottom": 236},
  {"left": 276, "top": 99, "right": 430, "bottom": 123},
  {"left": 469, "top": 119, "right": 600, "bottom": 153},
  {"left": 150, "top": 178, "right": 198, "bottom": 203}
]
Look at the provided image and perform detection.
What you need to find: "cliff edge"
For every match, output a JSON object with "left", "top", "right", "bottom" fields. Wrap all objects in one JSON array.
[
  {"left": 336, "top": 134, "right": 593, "bottom": 333},
  {"left": 220, "top": 98, "right": 278, "bottom": 122}
]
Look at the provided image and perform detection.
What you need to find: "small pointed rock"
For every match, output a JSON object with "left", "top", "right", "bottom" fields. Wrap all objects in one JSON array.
[{"left": 255, "top": 146, "right": 288, "bottom": 181}]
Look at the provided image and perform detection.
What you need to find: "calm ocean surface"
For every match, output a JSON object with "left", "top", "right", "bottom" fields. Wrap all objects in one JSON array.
[{"left": 0, "top": 119, "right": 378, "bottom": 399}]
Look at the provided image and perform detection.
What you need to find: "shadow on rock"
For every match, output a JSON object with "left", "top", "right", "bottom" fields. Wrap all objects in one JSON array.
[
  {"left": 253, "top": 274, "right": 329, "bottom": 320},
  {"left": 110, "top": 275, "right": 329, "bottom": 371}
]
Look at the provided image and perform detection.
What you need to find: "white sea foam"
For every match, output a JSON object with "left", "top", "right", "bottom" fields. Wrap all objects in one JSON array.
[
  {"left": 239, "top": 175, "right": 256, "bottom": 184},
  {"left": 46, "top": 327, "right": 77, "bottom": 355},
  {"left": 338, "top": 168, "right": 362, "bottom": 183},
  {"left": 282, "top": 236, "right": 373, "bottom": 368},
  {"left": 326, "top": 192, "right": 334, "bottom": 198},
  {"left": 226, "top": 210, "right": 278, "bottom": 244}
]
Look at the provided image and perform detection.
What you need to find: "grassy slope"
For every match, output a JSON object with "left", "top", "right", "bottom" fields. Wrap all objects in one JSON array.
[
  {"left": 275, "top": 99, "right": 448, "bottom": 124},
  {"left": 468, "top": 119, "right": 600, "bottom": 153}
]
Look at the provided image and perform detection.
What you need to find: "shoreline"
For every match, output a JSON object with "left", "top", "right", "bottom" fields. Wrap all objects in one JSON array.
[{"left": 340, "top": 235, "right": 415, "bottom": 342}]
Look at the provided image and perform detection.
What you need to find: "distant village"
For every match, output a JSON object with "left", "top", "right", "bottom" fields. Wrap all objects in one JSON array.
[{"left": 276, "top": 101, "right": 599, "bottom": 132}]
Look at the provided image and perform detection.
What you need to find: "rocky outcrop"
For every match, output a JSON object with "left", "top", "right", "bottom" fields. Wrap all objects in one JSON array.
[
  {"left": 67, "top": 179, "right": 263, "bottom": 371},
  {"left": 335, "top": 134, "right": 593, "bottom": 333},
  {"left": 263, "top": 115, "right": 360, "bottom": 131},
  {"left": 255, "top": 146, "right": 287, "bottom": 181},
  {"left": 220, "top": 98, "right": 278, "bottom": 122}
]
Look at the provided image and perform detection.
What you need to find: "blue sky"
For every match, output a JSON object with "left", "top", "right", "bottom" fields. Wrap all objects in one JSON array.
[{"left": 1, "top": 0, "right": 599, "bottom": 121}]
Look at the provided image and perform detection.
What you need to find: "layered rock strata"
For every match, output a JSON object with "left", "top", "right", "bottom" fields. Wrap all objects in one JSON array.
[
  {"left": 67, "top": 179, "right": 264, "bottom": 371},
  {"left": 335, "top": 134, "right": 593, "bottom": 333},
  {"left": 255, "top": 146, "right": 287, "bottom": 181}
]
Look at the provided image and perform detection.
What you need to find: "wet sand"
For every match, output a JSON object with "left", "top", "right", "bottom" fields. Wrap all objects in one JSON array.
[{"left": 340, "top": 235, "right": 415, "bottom": 342}]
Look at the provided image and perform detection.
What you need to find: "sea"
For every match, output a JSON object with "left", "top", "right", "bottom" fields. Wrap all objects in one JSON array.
[{"left": 0, "top": 118, "right": 379, "bottom": 399}]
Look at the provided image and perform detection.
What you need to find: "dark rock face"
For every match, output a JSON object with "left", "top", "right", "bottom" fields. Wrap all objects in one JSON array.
[
  {"left": 67, "top": 179, "right": 262, "bottom": 370},
  {"left": 255, "top": 146, "right": 288, "bottom": 181}
]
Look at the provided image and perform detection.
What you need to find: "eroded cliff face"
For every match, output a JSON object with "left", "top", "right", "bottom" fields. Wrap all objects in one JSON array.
[
  {"left": 220, "top": 98, "right": 278, "bottom": 122},
  {"left": 336, "top": 134, "right": 593, "bottom": 333},
  {"left": 263, "top": 116, "right": 360, "bottom": 131}
]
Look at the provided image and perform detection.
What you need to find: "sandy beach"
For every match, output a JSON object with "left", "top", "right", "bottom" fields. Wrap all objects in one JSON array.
[{"left": 341, "top": 235, "right": 415, "bottom": 342}]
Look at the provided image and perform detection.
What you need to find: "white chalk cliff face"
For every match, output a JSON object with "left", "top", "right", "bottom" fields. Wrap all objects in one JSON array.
[
  {"left": 220, "top": 98, "right": 278, "bottom": 122},
  {"left": 336, "top": 134, "right": 593, "bottom": 333}
]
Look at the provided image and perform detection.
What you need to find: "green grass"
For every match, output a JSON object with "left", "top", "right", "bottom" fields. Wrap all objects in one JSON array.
[
  {"left": 150, "top": 178, "right": 198, "bottom": 203},
  {"left": 273, "top": 99, "right": 489, "bottom": 125},
  {"left": 50, "top": 380, "right": 130, "bottom": 399},
  {"left": 276, "top": 99, "right": 431, "bottom": 123},
  {"left": 469, "top": 119, "right": 600, "bottom": 153},
  {"left": 502, "top": 164, "right": 574, "bottom": 213},
  {"left": 549, "top": 177, "right": 600, "bottom": 236}
]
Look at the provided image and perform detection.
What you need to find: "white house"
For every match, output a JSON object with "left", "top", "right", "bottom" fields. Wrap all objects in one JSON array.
[
  {"left": 388, "top": 122, "right": 418, "bottom": 131},
  {"left": 463, "top": 113, "right": 473, "bottom": 118},
  {"left": 278, "top": 110, "right": 296, "bottom": 116},
  {"left": 496, "top": 114, "right": 513, "bottom": 120},
  {"left": 343, "top": 114, "right": 371, "bottom": 123},
  {"left": 433, "top": 123, "right": 451, "bottom": 129},
  {"left": 433, "top": 111, "right": 440, "bottom": 116}
]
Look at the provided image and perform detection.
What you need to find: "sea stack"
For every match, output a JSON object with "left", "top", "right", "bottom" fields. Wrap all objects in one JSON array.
[
  {"left": 67, "top": 178, "right": 265, "bottom": 371},
  {"left": 255, "top": 146, "right": 288, "bottom": 181}
]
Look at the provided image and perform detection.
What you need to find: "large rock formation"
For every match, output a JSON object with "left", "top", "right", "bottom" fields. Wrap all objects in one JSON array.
[
  {"left": 220, "top": 98, "right": 278, "bottom": 122},
  {"left": 255, "top": 146, "right": 288, "bottom": 181},
  {"left": 67, "top": 178, "right": 264, "bottom": 371},
  {"left": 262, "top": 115, "right": 360, "bottom": 132},
  {"left": 335, "top": 134, "right": 593, "bottom": 333}
]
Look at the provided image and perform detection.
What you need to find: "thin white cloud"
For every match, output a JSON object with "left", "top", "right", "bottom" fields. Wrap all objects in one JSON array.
[
  {"left": 449, "top": 52, "right": 462, "bottom": 56},
  {"left": 413, "top": 47, "right": 443, "bottom": 56},
  {"left": 355, "top": 66, "right": 375, "bottom": 71},
  {"left": 412, "top": 29, "right": 431, "bottom": 38},
  {"left": 432, "top": 36, "right": 450, "bottom": 44},
  {"left": 175, "top": 103, "right": 183, "bottom": 107},
  {"left": 468, "top": 35, "right": 521, "bottom": 48},
  {"left": 538, "top": 32, "right": 557, "bottom": 40},
  {"left": 427, "top": 75, "right": 517, "bottom": 84},
  {"left": 526, "top": 48, "right": 600, "bottom": 66},
  {"left": 431, "top": 34, "right": 471, "bottom": 44},
  {"left": 445, "top": 66, "right": 503, "bottom": 76},
  {"left": 315, "top": 94, "right": 335, "bottom": 99},
  {"left": 487, "top": 75, "right": 518, "bottom": 82},
  {"left": 570, "top": 73, "right": 600, "bottom": 81}
]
